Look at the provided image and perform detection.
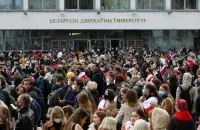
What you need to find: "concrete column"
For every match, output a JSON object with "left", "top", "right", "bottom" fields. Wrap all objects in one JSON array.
[
  {"left": 23, "top": 0, "right": 28, "bottom": 11},
  {"left": 198, "top": 0, "right": 200, "bottom": 10},
  {"left": 166, "top": 0, "right": 171, "bottom": 10},
  {"left": 60, "top": 0, "right": 65, "bottom": 11},
  {"left": 131, "top": 0, "right": 136, "bottom": 10},
  {"left": 95, "top": 0, "right": 101, "bottom": 10}
]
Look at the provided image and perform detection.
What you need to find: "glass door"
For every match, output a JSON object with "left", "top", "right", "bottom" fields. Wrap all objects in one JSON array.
[
  {"left": 104, "top": 40, "right": 111, "bottom": 50},
  {"left": 74, "top": 40, "right": 88, "bottom": 51},
  {"left": 111, "top": 40, "right": 120, "bottom": 49}
]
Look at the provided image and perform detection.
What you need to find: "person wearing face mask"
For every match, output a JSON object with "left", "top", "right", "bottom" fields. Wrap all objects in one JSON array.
[
  {"left": 15, "top": 94, "right": 35, "bottom": 130},
  {"left": 60, "top": 78, "right": 80, "bottom": 106},
  {"left": 140, "top": 83, "right": 158, "bottom": 116},
  {"left": 158, "top": 84, "right": 174, "bottom": 119},
  {"left": 44, "top": 106, "right": 66, "bottom": 130}
]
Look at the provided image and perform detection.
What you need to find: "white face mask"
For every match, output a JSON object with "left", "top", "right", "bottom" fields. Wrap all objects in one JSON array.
[
  {"left": 54, "top": 118, "right": 62, "bottom": 123},
  {"left": 72, "top": 85, "right": 76, "bottom": 90}
]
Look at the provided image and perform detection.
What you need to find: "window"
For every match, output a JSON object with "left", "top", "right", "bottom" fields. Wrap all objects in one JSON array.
[
  {"left": 172, "top": 0, "right": 197, "bottom": 9},
  {"left": 101, "top": 0, "right": 130, "bottom": 10},
  {"left": 65, "top": 0, "right": 93, "bottom": 9},
  {"left": 24, "top": 38, "right": 42, "bottom": 50},
  {"left": 29, "top": 0, "right": 57, "bottom": 10},
  {"left": 137, "top": 0, "right": 165, "bottom": 10},
  {"left": 0, "top": 0, "right": 22, "bottom": 10}
]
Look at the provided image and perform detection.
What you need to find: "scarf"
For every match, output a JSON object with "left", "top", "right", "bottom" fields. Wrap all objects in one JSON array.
[{"left": 174, "top": 111, "right": 192, "bottom": 122}]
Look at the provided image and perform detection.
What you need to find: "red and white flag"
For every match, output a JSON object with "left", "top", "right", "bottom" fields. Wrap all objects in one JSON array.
[{"left": 78, "top": 72, "right": 90, "bottom": 82}]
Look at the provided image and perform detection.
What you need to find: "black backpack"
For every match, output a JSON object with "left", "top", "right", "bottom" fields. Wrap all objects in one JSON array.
[
  {"left": 179, "top": 86, "right": 193, "bottom": 112},
  {"left": 47, "top": 88, "right": 62, "bottom": 107}
]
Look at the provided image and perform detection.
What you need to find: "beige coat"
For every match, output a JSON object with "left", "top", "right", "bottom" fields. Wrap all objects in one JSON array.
[
  {"left": 116, "top": 102, "right": 141, "bottom": 125},
  {"left": 104, "top": 101, "right": 117, "bottom": 117}
]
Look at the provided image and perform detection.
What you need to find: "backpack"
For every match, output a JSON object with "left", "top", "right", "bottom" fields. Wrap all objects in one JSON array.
[
  {"left": 30, "top": 99, "right": 41, "bottom": 125},
  {"left": 30, "top": 87, "right": 46, "bottom": 120},
  {"left": 47, "top": 88, "right": 62, "bottom": 107},
  {"left": 179, "top": 86, "right": 193, "bottom": 112}
]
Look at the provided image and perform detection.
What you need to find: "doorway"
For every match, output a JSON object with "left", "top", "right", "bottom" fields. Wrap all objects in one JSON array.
[
  {"left": 111, "top": 40, "right": 119, "bottom": 49},
  {"left": 74, "top": 40, "right": 89, "bottom": 51}
]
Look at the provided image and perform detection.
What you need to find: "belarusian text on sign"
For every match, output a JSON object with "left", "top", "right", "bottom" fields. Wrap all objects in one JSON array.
[{"left": 50, "top": 18, "right": 146, "bottom": 24}]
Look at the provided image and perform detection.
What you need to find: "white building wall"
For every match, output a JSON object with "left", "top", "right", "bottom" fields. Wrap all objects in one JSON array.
[
  {"left": 0, "top": 12, "right": 200, "bottom": 30},
  {"left": 0, "top": 0, "right": 200, "bottom": 30}
]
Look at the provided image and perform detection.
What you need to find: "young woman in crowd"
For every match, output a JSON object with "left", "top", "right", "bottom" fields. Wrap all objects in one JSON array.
[
  {"left": 98, "top": 117, "right": 117, "bottom": 130},
  {"left": 65, "top": 108, "right": 90, "bottom": 130},
  {"left": 158, "top": 84, "right": 174, "bottom": 119},
  {"left": 88, "top": 111, "right": 106, "bottom": 130},
  {"left": 140, "top": 82, "right": 159, "bottom": 116},
  {"left": 115, "top": 87, "right": 129, "bottom": 110},
  {"left": 44, "top": 106, "right": 66, "bottom": 130},
  {"left": 77, "top": 91, "right": 93, "bottom": 130},
  {"left": 98, "top": 89, "right": 117, "bottom": 117},
  {"left": 0, "top": 105, "right": 11, "bottom": 130},
  {"left": 62, "top": 105, "right": 74, "bottom": 120},
  {"left": 122, "top": 108, "right": 147, "bottom": 130},
  {"left": 116, "top": 89, "right": 142, "bottom": 128}
]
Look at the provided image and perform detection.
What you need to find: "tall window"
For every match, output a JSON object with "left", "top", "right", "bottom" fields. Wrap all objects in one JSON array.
[
  {"left": 101, "top": 0, "right": 130, "bottom": 10},
  {"left": 29, "top": 0, "right": 57, "bottom": 10},
  {"left": 172, "top": 0, "right": 197, "bottom": 9},
  {"left": 0, "top": 0, "right": 22, "bottom": 10},
  {"left": 137, "top": 0, "right": 165, "bottom": 10},
  {"left": 65, "top": 0, "right": 93, "bottom": 9}
]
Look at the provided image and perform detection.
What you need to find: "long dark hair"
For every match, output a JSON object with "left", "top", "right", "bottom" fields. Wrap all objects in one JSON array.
[
  {"left": 125, "top": 89, "right": 138, "bottom": 107},
  {"left": 65, "top": 108, "right": 90, "bottom": 130},
  {"left": 145, "top": 83, "right": 158, "bottom": 99}
]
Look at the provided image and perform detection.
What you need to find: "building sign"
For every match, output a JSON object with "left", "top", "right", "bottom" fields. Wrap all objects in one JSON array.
[{"left": 50, "top": 18, "right": 146, "bottom": 24}]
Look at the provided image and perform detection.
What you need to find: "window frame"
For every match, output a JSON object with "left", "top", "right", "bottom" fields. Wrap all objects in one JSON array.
[
  {"left": 64, "top": 0, "right": 95, "bottom": 10},
  {"left": 171, "top": 0, "right": 198, "bottom": 10},
  {"left": 0, "top": 0, "right": 23, "bottom": 11},
  {"left": 28, "top": 0, "right": 59, "bottom": 11},
  {"left": 100, "top": 0, "right": 131, "bottom": 10},
  {"left": 136, "top": 0, "right": 165, "bottom": 10}
]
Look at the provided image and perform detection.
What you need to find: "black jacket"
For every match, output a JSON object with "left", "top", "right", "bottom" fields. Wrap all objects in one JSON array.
[
  {"left": 92, "top": 70, "right": 106, "bottom": 96},
  {"left": 15, "top": 107, "right": 35, "bottom": 130},
  {"left": 169, "top": 117, "right": 194, "bottom": 130}
]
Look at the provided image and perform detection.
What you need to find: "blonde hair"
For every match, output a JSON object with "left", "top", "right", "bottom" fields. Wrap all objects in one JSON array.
[
  {"left": 87, "top": 81, "right": 97, "bottom": 90},
  {"left": 133, "top": 119, "right": 150, "bottom": 130},
  {"left": 98, "top": 117, "right": 117, "bottom": 130},
  {"left": 50, "top": 106, "right": 66, "bottom": 125}
]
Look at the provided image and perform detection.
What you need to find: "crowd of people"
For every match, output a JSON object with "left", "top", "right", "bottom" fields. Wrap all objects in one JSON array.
[{"left": 0, "top": 47, "right": 199, "bottom": 130}]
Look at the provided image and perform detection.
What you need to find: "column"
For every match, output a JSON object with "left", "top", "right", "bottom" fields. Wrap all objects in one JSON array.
[
  {"left": 95, "top": 0, "right": 101, "bottom": 10},
  {"left": 131, "top": 0, "right": 136, "bottom": 10},
  {"left": 198, "top": 0, "right": 200, "bottom": 10},
  {"left": 60, "top": 0, "right": 65, "bottom": 11},
  {"left": 23, "top": 0, "right": 28, "bottom": 11},
  {"left": 166, "top": 0, "right": 171, "bottom": 10}
]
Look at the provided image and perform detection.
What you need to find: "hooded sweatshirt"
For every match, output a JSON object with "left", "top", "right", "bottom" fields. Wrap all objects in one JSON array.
[{"left": 176, "top": 72, "right": 198, "bottom": 114}]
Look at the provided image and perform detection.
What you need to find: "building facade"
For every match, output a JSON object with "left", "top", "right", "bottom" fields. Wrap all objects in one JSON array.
[{"left": 0, "top": 0, "right": 200, "bottom": 51}]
